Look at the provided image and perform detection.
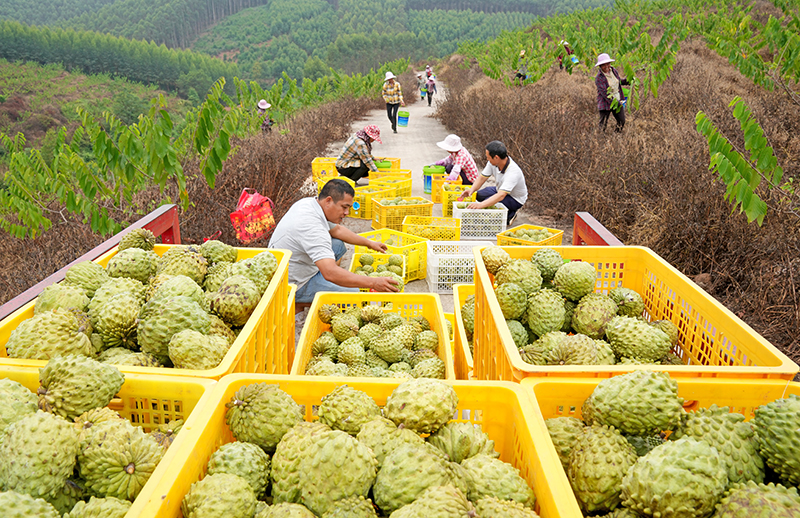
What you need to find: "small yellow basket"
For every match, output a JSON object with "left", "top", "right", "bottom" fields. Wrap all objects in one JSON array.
[
  {"left": 370, "top": 168, "right": 412, "bottom": 180},
  {"left": 497, "top": 224, "right": 564, "bottom": 246},
  {"left": 311, "top": 156, "right": 338, "bottom": 179},
  {"left": 348, "top": 253, "right": 407, "bottom": 292},
  {"left": 0, "top": 245, "right": 293, "bottom": 380},
  {"left": 372, "top": 197, "right": 434, "bottom": 231},
  {"left": 316, "top": 175, "right": 356, "bottom": 195},
  {"left": 349, "top": 185, "right": 394, "bottom": 220},
  {"left": 370, "top": 175, "right": 413, "bottom": 197},
  {"left": 128, "top": 374, "right": 580, "bottom": 518},
  {"left": 292, "top": 292, "right": 453, "bottom": 378},
  {"left": 453, "top": 283, "right": 476, "bottom": 380},
  {"left": 402, "top": 215, "right": 461, "bottom": 241},
  {"left": 355, "top": 229, "right": 429, "bottom": 282},
  {"left": 471, "top": 246, "right": 799, "bottom": 382},
  {"left": 443, "top": 189, "right": 476, "bottom": 217},
  {"left": 432, "top": 177, "right": 463, "bottom": 203}
]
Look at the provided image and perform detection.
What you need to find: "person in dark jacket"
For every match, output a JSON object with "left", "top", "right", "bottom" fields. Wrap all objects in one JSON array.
[{"left": 595, "top": 53, "right": 631, "bottom": 132}]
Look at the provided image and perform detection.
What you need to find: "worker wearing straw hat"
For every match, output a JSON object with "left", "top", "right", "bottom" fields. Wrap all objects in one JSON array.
[
  {"left": 595, "top": 53, "right": 631, "bottom": 132},
  {"left": 514, "top": 49, "right": 528, "bottom": 86},
  {"left": 558, "top": 40, "right": 575, "bottom": 69},
  {"left": 336, "top": 124, "right": 383, "bottom": 183},
  {"left": 257, "top": 99, "right": 273, "bottom": 132},
  {"left": 431, "top": 134, "right": 479, "bottom": 185},
  {"left": 382, "top": 71, "right": 405, "bottom": 134}
]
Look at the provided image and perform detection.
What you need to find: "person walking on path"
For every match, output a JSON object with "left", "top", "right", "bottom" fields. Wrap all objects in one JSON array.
[
  {"left": 336, "top": 125, "right": 382, "bottom": 183},
  {"left": 417, "top": 72, "right": 427, "bottom": 100},
  {"left": 430, "top": 134, "right": 479, "bottom": 185},
  {"left": 461, "top": 140, "right": 528, "bottom": 224},
  {"left": 425, "top": 67, "right": 437, "bottom": 107},
  {"left": 382, "top": 72, "right": 405, "bottom": 134},
  {"left": 595, "top": 53, "right": 631, "bottom": 132},
  {"left": 269, "top": 179, "right": 399, "bottom": 303}
]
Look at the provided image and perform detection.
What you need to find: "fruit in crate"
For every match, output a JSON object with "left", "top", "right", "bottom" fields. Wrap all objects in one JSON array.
[
  {"left": 714, "top": 481, "right": 800, "bottom": 517},
  {"left": 38, "top": 355, "right": 125, "bottom": 420},
  {"left": 481, "top": 246, "right": 510, "bottom": 275},
  {"left": 461, "top": 454, "right": 535, "bottom": 508},
  {"left": 318, "top": 385, "right": 381, "bottom": 435},
  {"left": 608, "top": 287, "right": 645, "bottom": 317},
  {"left": 545, "top": 417, "right": 585, "bottom": 470},
  {"left": 0, "top": 490, "right": 61, "bottom": 518},
  {"left": 118, "top": 228, "right": 156, "bottom": 252},
  {"left": 6, "top": 308, "right": 93, "bottom": 360},
  {"left": 34, "top": 284, "right": 90, "bottom": 314},
  {"left": 571, "top": 293, "right": 618, "bottom": 339},
  {"left": 106, "top": 248, "right": 159, "bottom": 284},
  {"left": 0, "top": 378, "right": 37, "bottom": 434},
  {"left": 752, "top": 394, "right": 800, "bottom": 486},
  {"left": 427, "top": 422, "right": 499, "bottom": 464},
  {"left": 605, "top": 315, "right": 671, "bottom": 361},
  {"left": 181, "top": 473, "right": 257, "bottom": 518},
  {"left": 495, "top": 259, "right": 543, "bottom": 295},
  {"left": 507, "top": 227, "right": 556, "bottom": 242},
  {"left": 321, "top": 495, "right": 377, "bottom": 517},
  {"left": 64, "top": 260, "right": 109, "bottom": 297},
  {"left": 360, "top": 254, "right": 375, "bottom": 266},
  {"left": 474, "top": 496, "right": 539, "bottom": 517},
  {"left": 531, "top": 247, "right": 564, "bottom": 282},
  {"left": 225, "top": 383, "right": 303, "bottom": 452},
  {"left": 553, "top": 261, "right": 596, "bottom": 301},
  {"left": 200, "top": 239, "right": 238, "bottom": 265},
  {"left": 389, "top": 485, "right": 475, "bottom": 517}
]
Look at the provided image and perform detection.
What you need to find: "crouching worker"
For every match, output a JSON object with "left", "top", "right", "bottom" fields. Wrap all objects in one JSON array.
[
  {"left": 269, "top": 179, "right": 400, "bottom": 303},
  {"left": 461, "top": 140, "right": 528, "bottom": 225}
]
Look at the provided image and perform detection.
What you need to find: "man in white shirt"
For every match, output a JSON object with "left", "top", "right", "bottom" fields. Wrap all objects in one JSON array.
[
  {"left": 269, "top": 179, "right": 399, "bottom": 303},
  {"left": 461, "top": 141, "right": 528, "bottom": 224}
]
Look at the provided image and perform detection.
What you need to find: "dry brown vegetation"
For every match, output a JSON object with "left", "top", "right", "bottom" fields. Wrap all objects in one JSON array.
[{"left": 439, "top": 40, "right": 800, "bottom": 364}]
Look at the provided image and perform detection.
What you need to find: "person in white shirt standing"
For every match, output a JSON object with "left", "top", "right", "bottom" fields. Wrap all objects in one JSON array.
[
  {"left": 461, "top": 141, "right": 528, "bottom": 225},
  {"left": 269, "top": 179, "right": 399, "bottom": 303}
]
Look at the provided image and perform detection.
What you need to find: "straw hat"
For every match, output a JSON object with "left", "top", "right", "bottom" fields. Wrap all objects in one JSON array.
[
  {"left": 384, "top": 71, "right": 396, "bottom": 82},
  {"left": 436, "top": 134, "right": 463, "bottom": 153},
  {"left": 595, "top": 53, "right": 615, "bottom": 67},
  {"left": 520, "top": 50, "right": 525, "bottom": 56},
  {"left": 257, "top": 99, "right": 270, "bottom": 110},
  {"left": 364, "top": 125, "right": 382, "bottom": 144}
]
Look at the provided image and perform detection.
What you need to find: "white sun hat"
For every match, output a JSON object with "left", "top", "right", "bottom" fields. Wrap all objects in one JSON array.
[
  {"left": 384, "top": 71, "right": 397, "bottom": 81},
  {"left": 595, "top": 53, "right": 615, "bottom": 67},
  {"left": 257, "top": 99, "right": 270, "bottom": 110},
  {"left": 436, "top": 134, "right": 464, "bottom": 153}
]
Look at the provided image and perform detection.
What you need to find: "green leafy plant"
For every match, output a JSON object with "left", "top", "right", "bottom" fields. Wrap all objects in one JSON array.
[{"left": 695, "top": 96, "right": 798, "bottom": 225}]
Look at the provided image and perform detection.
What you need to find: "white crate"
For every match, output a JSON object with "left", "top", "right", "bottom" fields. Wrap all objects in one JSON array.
[
  {"left": 452, "top": 203, "right": 508, "bottom": 239},
  {"left": 425, "top": 241, "right": 493, "bottom": 294}
]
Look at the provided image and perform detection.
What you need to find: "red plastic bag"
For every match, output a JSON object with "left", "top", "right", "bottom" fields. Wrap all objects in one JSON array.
[{"left": 229, "top": 188, "right": 276, "bottom": 243}]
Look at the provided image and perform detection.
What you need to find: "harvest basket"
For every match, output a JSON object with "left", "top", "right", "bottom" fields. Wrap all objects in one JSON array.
[
  {"left": 311, "top": 157, "right": 338, "bottom": 179},
  {"left": 0, "top": 367, "right": 215, "bottom": 518},
  {"left": 370, "top": 168, "right": 412, "bottom": 180},
  {"left": 371, "top": 197, "right": 433, "bottom": 231},
  {"left": 354, "top": 229, "right": 429, "bottom": 282},
  {"left": 402, "top": 215, "right": 461, "bottom": 241},
  {"left": 431, "top": 176, "right": 462, "bottom": 203},
  {"left": 370, "top": 176, "right": 413, "bottom": 197},
  {"left": 442, "top": 189, "right": 476, "bottom": 217},
  {"left": 425, "top": 241, "right": 491, "bottom": 294},
  {"left": 127, "top": 374, "right": 580, "bottom": 518},
  {"left": 349, "top": 185, "right": 394, "bottom": 220},
  {"left": 316, "top": 175, "right": 356, "bottom": 195},
  {"left": 453, "top": 283, "right": 476, "bottom": 380},
  {"left": 291, "top": 292, "right": 453, "bottom": 379},
  {"left": 522, "top": 376, "right": 800, "bottom": 518},
  {"left": 0, "top": 245, "right": 293, "bottom": 380},
  {"left": 497, "top": 223, "right": 563, "bottom": 246},
  {"left": 452, "top": 203, "right": 508, "bottom": 239},
  {"left": 347, "top": 253, "right": 407, "bottom": 292},
  {"left": 375, "top": 157, "right": 401, "bottom": 170},
  {"left": 472, "top": 246, "right": 799, "bottom": 381}
]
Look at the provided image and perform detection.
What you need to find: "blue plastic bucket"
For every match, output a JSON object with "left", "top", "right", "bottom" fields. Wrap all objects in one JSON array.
[
  {"left": 398, "top": 111, "right": 409, "bottom": 127},
  {"left": 422, "top": 165, "right": 446, "bottom": 194}
]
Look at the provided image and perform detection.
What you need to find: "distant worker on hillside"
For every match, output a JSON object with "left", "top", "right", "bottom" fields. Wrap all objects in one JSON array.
[
  {"left": 257, "top": 99, "right": 273, "bottom": 133},
  {"left": 558, "top": 41, "right": 575, "bottom": 70},
  {"left": 430, "top": 134, "right": 478, "bottom": 185},
  {"left": 417, "top": 72, "right": 427, "bottom": 100},
  {"left": 514, "top": 50, "right": 528, "bottom": 85},
  {"left": 382, "top": 72, "right": 405, "bottom": 134},
  {"left": 269, "top": 179, "right": 399, "bottom": 303},
  {"left": 595, "top": 53, "right": 631, "bottom": 132},
  {"left": 461, "top": 140, "right": 528, "bottom": 225},
  {"left": 425, "top": 67, "right": 437, "bottom": 107},
  {"left": 336, "top": 125, "right": 382, "bottom": 183}
]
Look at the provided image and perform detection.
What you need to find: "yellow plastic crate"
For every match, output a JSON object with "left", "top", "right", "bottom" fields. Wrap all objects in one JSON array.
[
  {"left": 372, "top": 197, "right": 434, "bottom": 231},
  {"left": 443, "top": 189, "right": 476, "bottom": 217},
  {"left": 370, "top": 168, "right": 412, "bottom": 180},
  {"left": 522, "top": 377, "right": 799, "bottom": 518},
  {"left": 402, "top": 215, "right": 461, "bottom": 241},
  {"left": 287, "top": 283, "right": 297, "bottom": 370},
  {"left": 292, "top": 291, "right": 452, "bottom": 378},
  {"left": 374, "top": 156, "right": 401, "bottom": 170},
  {"left": 349, "top": 185, "right": 394, "bottom": 220},
  {"left": 431, "top": 177, "right": 462, "bottom": 203},
  {"left": 355, "top": 229, "right": 429, "bottom": 282},
  {"left": 128, "top": 374, "right": 579, "bottom": 518},
  {"left": 312, "top": 157, "right": 338, "bottom": 179},
  {"left": 497, "top": 224, "right": 564, "bottom": 246},
  {"left": 347, "top": 253, "right": 407, "bottom": 292},
  {"left": 0, "top": 367, "right": 215, "bottom": 518},
  {"left": 472, "top": 246, "right": 799, "bottom": 382},
  {"left": 316, "top": 175, "right": 356, "bottom": 195},
  {"left": 453, "top": 284, "right": 476, "bottom": 380},
  {"left": 0, "top": 244, "right": 293, "bottom": 380},
  {"left": 370, "top": 175, "right": 413, "bottom": 197}
]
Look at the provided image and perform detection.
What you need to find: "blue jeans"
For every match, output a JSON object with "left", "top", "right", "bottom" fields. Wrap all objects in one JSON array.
[
  {"left": 476, "top": 187, "right": 523, "bottom": 224},
  {"left": 296, "top": 238, "right": 359, "bottom": 303}
]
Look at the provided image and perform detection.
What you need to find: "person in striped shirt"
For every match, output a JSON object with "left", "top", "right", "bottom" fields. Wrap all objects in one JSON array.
[
  {"left": 335, "top": 125, "right": 382, "bottom": 183},
  {"left": 382, "top": 71, "right": 405, "bottom": 133},
  {"left": 431, "top": 134, "right": 479, "bottom": 185}
]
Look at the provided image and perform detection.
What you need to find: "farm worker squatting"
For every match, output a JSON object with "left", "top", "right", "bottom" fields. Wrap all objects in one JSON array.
[
  {"left": 430, "top": 134, "right": 479, "bottom": 186},
  {"left": 335, "top": 125, "right": 383, "bottom": 184},
  {"left": 460, "top": 140, "right": 528, "bottom": 225},
  {"left": 382, "top": 71, "right": 405, "bottom": 134},
  {"left": 268, "top": 179, "right": 399, "bottom": 304}
]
